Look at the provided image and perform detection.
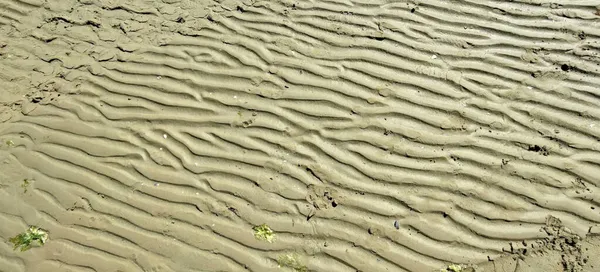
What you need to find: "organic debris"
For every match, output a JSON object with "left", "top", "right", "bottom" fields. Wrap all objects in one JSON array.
[
  {"left": 9, "top": 226, "right": 48, "bottom": 251},
  {"left": 253, "top": 223, "right": 274, "bottom": 243}
]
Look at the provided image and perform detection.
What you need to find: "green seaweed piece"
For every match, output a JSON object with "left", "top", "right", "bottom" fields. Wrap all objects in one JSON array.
[
  {"left": 444, "top": 264, "right": 462, "bottom": 272},
  {"left": 9, "top": 226, "right": 48, "bottom": 252},
  {"left": 253, "top": 223, "right": 274, "bottom": 243},
  {"left": 277, "top": 253, "right": 307, "bottom": 272},
  {"left": 21, "top": 179, "right": 30, "bottom": 193}
]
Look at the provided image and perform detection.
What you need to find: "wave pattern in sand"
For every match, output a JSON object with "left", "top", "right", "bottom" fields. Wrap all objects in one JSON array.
[{"left": 1, "top": 0, "right": 600, "bottom": 271}]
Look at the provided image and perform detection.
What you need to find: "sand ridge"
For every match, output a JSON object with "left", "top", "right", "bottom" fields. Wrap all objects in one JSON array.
[{"left": 1, "top": 0, "right": 600, "bottom": 271}]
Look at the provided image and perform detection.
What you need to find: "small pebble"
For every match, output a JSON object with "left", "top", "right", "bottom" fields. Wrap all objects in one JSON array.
[{"left": 394, "top": 220, "right": 399, "bottom": 229}]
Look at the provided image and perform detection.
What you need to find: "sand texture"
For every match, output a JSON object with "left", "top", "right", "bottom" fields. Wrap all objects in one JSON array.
[{"left": 1, "top": 0, "right": 600, "bottom": 271}]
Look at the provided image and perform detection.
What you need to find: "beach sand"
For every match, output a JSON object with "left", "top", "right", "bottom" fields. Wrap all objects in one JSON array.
[{"left": 1, "top": 0, "right": 600, "bottom": 271}]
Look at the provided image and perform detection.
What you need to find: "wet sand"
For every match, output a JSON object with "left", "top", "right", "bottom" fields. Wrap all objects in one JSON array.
[{"left": 1, "top": 0, "right": 600, "bottom": 271}]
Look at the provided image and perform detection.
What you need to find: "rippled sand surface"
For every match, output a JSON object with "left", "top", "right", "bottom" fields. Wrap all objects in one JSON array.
[{"left": 1, "top": 1, "right": 600, "bottom": 271}]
